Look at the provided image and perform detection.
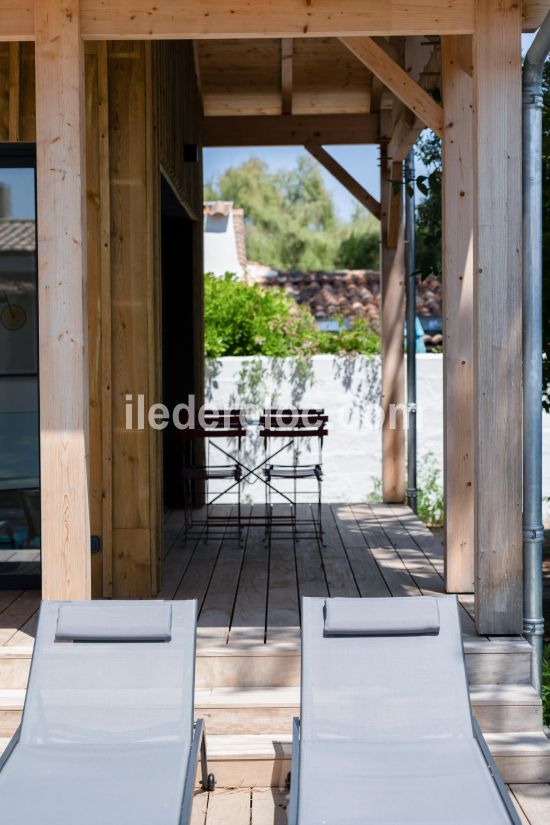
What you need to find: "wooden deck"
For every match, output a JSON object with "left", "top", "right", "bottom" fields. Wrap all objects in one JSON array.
[
  {"left": 189, "top": 784, "right": 550, "bottom": 825},
  {"left": 0, "top": 504, "right": 549, "bottom": 824},
  {"left": 161, "top": 502, "right": 479, "bottom": 645}
]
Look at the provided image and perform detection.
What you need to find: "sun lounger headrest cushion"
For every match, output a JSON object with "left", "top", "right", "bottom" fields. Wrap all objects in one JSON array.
[
  {"left": 55, "top": 602, "right": 172, "bottom": 642},
  {"left": 323, "top": 597, "right": 440, "bottom": 637}
]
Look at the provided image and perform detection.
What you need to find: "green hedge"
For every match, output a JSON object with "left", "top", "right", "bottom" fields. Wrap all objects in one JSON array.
[{"left": 204, "top": 273, "right": 380, "bottom": 358}]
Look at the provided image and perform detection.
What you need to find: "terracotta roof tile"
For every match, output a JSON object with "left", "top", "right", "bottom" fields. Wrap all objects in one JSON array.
[{"left": 0, "top": 219, "right": 36, "bottom": 252}]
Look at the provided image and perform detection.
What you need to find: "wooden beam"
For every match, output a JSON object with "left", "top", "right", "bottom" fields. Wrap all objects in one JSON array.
[
  {"left": 473, "top": 0, "right": 522, "bottom": 634},
  {"left": 386, "top": 160, "right": 403, "bottom": 248},
  {"left": 340, "top": 37, "right": 444, "bottom": 136},
  {"left": 79, "top": 0, "right": 475, "bottom": 39},
  {"left": 387, "top": 108, "right": 422, "bottom": 163},
  {"left": 8, "top": 43, "right": 20, "bottom": 142},
  {"left": 0, "top": 5, "right": 34, "bottom": 41},
  {"left": 305, "top": 141, "right": 381, "bottom": 220},
  {"left": 441, "top": 35, "right": 474, "bottom": 594},
  {"left": 202, "top": 113, "right": 380, "bottom": 146},
  {"left": 35, "top": 0, "right": 91, "bottom": 600},
  {"left": 281, "top": 38, "right": 293, "bottom": 115},
  {"left": 1, "top": 0, "right": 545, "bottom": 41},
  {"left": 380, "top": 148, "right": 406, "bottom": 502}
]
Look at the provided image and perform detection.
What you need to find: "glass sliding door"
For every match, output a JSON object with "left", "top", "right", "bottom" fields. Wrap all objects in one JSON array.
[{"left": 0, "top": 146, "right": 40, "bottom": 587}]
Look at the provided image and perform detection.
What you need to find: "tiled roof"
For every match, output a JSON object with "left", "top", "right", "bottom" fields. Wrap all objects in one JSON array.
[
  {"left": 259, "top": 269, "right": 443, "bottom": 347},
  {"left": 0, "top": 219, "right": 36, "bottom": 252},
  {"left": 203, "top": 200, "right": 233, "bottom": 217},
  {"left": 232, "top": 207, "right": 247, "bottom": 268}
]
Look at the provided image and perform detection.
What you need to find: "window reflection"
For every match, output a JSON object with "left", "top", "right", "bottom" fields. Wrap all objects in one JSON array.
[{"left": 0, "top": 156, "right": 40, "bottom": 583}]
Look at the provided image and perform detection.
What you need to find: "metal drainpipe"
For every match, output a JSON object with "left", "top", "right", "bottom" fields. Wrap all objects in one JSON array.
[
  {"left": 523, "top": 12, "right": 550, "bottom": 695},
  {"left": 405, "top": 150, "right": 417, "bottom": 514}
]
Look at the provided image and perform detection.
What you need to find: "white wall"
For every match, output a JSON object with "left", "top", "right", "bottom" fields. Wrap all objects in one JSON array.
[
  {"left": 203, "top": 212, "right": 243, "bottom": 278},
  {"left": 204, "top": 353, "right": 550, "bottom": 518}
]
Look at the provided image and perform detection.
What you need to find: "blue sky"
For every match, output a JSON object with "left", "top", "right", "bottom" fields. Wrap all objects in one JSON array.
[
  {"left": 204, "top": 144, "right": 384, "bottom": 222},
  {"left": 205, "top": 33, "right": 538, "bottom": 223}
]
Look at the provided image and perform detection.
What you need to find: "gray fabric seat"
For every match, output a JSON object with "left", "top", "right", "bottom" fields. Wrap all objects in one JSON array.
[
  {"left": 0, "top": 599, "right": 204, "bottom": 825},
  {"left": 290, "top": 596, "right": 520, "bottom": 825}
]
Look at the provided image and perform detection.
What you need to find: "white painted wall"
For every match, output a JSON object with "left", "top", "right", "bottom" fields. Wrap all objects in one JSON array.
[
  {"left": 204, "top": 353, "right": 550, "bottom": 519},
  {"left": 203, "top": 211, "right": 243, "bottom": 278}
]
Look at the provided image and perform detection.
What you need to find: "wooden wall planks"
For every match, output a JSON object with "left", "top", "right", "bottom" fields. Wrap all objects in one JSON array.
[{"left": 0, "top": 39, "right": 204, "bottom": 598}]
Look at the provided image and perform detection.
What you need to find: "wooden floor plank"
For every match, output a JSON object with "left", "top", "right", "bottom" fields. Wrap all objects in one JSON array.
[
  {"left": 229, "top": 504, "right": 270, "bottom": 645},
  {"left": 190, "top": 789, "right": 209, "bottom": 825},
  {"left": 351, "top": 504, "right": 421, "bottom": 597},
  {"left": 158, "top": 530, "right": 201, "bottom": 600},
  {"left": 199, "top": 508, "right": 247, "bottom": 644},
  {"left": 266, "top": 534, "right": 300, "bottom": 640},
  {"left": 252, "top": 788, "right": 288, "bottom": 824},
  {"left": 173, "top": 505, "right": 232, "bottom": 608},
  {"left": 510, "top": 784, "right": 550, "bottom": 825},
  {"left": 370, "top": 503, "right": 445, "bottom": 594},
  {"left": 205, "top": 788, "right": 251, "bottom": 824},
  {"left": 0, "top": 591, "right": 40, "bottom": 647},
  {"left": 318, "top": 504, "right": 359, "bottom": 598},
  {"left": 387, "top": 503, "right": 445, "bottom": 574},
  {"left": 330, "top": 504, "right": 391, "bottom": 598},
  {"left": 294, "top": 504, "right": 329, "bottom": 601}
]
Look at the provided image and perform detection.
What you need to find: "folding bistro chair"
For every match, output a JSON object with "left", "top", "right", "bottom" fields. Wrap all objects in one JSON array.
[
  {"left": 260, "top": 408, "right": 327, "bottom": 543},
  {"left": 289, "top": 595, "right": 521, "bottom": 825},
  {"left": 180, "top": 409, "right": 246, "bottom": 541},
  {"left": 0, "top": 599, "right": 215, "bottom": 825}
]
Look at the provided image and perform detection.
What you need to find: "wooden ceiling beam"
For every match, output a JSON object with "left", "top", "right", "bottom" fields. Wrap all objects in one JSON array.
[
  {"left": 340, "top": 36, "right": 444, "bottom": 136},
  {"left": 202, "top": 113, "right": 380, "bottom": 146},
  {"left": 281, "top": 38, "right": 293, "bottom": 115},
  {"left": 305, "top": 141, "right": 381, "bottom": 219},
  {"left": 1, "top": 0, "right": 545, "bottom": 41}
]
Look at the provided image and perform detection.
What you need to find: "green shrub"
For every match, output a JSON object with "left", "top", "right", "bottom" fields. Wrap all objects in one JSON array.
[
  {"left": 417, "top": 453, "right": 444, "bottom": 527},
  {"left": 204, "top": 273, "right": 380, "bottom": 358}
]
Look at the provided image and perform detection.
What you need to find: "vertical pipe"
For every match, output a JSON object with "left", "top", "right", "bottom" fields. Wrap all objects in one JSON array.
[
  {"left": 522, "top": 13, "right": 550, "bottom": 694},
  {"left": 405, "top": 150, "right": 417, "bottom": 513}
]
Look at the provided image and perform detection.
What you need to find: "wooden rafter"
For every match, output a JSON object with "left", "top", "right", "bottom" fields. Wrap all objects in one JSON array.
[
  {"left": 340, "top": 36, "right": 444, "bottom": 136},
  {"left": 281, "top": 38, "right": 293, "bottom": 115},
  {"left": 305, "top": 141, "right": 381, "bottom": 220},
  {"left": 202, "top": 113, "right": 380, "bottom": 146}
]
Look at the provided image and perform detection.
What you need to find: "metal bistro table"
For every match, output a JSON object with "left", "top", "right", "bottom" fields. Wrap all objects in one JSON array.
[{"left": 180, "top": 408, "right": 327, "bottom": 545}]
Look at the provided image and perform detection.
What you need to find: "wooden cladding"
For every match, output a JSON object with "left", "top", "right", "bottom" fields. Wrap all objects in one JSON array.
[
  {"left": 0, "top": 43, "right": 35, "bottom": 141},
  {"left": 0, "top": 41, "right": 203, "bottom": 598}
]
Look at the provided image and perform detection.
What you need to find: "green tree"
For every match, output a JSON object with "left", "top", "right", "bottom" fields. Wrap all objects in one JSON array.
[
  {"left": 414, "top": 132, "right": 442, "bottom": 278},
  {"left": 335, "top": 206, "right": 380, "bottom": 269},
  {"left": 206, "top": 156, "right": 381, "bottom": 272},
  {"left": 206, "top": 156, "right": 339, "bottom": 270}
]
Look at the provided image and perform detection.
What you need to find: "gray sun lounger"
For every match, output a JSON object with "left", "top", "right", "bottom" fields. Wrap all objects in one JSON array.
[
  {"left": 0, "top": 599, "right": 215, "bottom": 825},
  {"left": 289, "top": 595, "right": 521, "bottom": 825}
]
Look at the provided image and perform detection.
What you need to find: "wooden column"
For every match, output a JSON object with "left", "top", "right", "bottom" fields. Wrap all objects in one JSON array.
[
  {"left": 35, "top": 0, "right": 91, "bottom": 599},
  {"left": 380, "top": 149, "right": 406, "bottom": 502},
  {"left": 442, "top": 36, "right": 475, "bottom": 593},
  {"left": 472, "top": 0, "right": 522, "bottom": 633}
]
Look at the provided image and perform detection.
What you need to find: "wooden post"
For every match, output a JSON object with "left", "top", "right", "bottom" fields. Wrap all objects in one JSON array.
[
  {"left": 472, "top": 0, "right": 522, "bottom": 633},
  {"left": 35, "top": 0, "right": 91, "bottom": 600},
  {"left": 441, "top": 36, "right": 475, "bottom": 593},
  {"left": 380, "top": 148, "right": 406, "bottom": 503}
]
